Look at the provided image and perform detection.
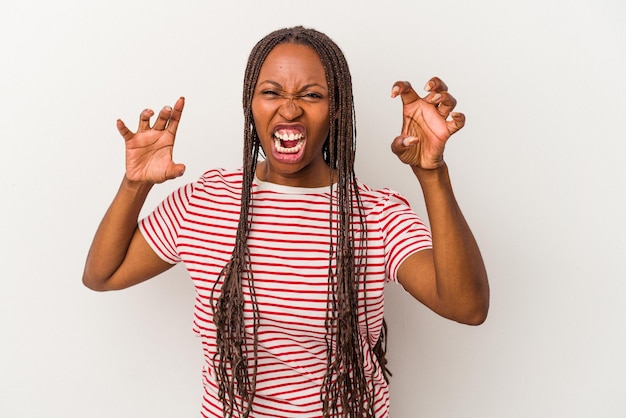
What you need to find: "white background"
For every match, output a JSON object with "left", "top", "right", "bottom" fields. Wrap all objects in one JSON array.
[{"left": 1, "top": 0, "right": 625, "bottom": 417}]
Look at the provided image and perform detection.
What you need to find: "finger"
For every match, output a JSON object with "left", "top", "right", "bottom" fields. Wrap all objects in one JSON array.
[
  {"left": 390, "top": 134, "right": 420, "bottom": 155},
  {"left": 164, "top": 162, "right": 186, "bottom": 180},
  {"left": 391, "top": 81, "right": 421, "bottom": 105},
  {"left": 138, "top": 108, "right": 154, "bottom": 131},
  {"left": 447, "top": 112, "right": 466, "bottom": 135},
  {"left": 424, "top": 91, "right": 457, "bottom": 118},
  {"left": 166, "top": 97, "right": 185, "bottom": 136},
  {"left": 116, "top": 119, "right": 135, "bottom": 142},
  {"left": 153, "top": 106, "right": 173, "bottom": 131},
  {"left": 391, "top": 135, "right": 422, "bottom": 166},
  {"left": 424, "top": 76, "right": 448, "bottom": 93}
]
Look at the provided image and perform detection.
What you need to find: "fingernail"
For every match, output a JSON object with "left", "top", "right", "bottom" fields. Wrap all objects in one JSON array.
[
  {"left": 432, "top": 93, "right": 442, "bottom": 101},
  {"left": 391, "top": 85, "right": 400, "bottom": 97},
  {"left": 424, "top": 81, "right": 432, "bottom": 91},
  {"left": 402, "top": 136, "right": 419, "bottom": 146}
]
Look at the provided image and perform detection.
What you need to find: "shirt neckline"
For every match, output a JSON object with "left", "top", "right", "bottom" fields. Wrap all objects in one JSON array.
[{"left": 253, "top": 175, "right": 337, "bottom": 195}]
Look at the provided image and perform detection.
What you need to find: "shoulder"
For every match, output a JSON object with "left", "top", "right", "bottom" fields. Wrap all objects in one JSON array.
[
  {"left": 197, "top": 167, "right": 244, "bottom": 188},
  {"left": 189, "top": 167, "right": 244, "bottom": 196},
  {"left": 161, "top": 168, "right": 243, "bottom": 209},
  {"left": 355, "top": 179, "right": 413, "bottom": 210}
]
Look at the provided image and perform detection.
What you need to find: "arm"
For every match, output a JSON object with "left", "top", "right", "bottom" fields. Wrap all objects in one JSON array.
[
  {"left": 391, "top": 79, "right": 489, "bottom": 325},
  {"left": 82, "top": 98, "right": 187, "bottom": 291}
]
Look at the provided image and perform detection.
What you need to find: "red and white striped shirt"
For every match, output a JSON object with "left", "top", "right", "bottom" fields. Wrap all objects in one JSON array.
[{"left": 139, "top": 168, "right": 432, "bottom": 417}]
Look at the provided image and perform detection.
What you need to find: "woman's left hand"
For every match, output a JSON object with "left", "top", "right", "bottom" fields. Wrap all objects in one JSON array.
[{"left": 390, "top": 77, "right": 465, "bottom": 169}]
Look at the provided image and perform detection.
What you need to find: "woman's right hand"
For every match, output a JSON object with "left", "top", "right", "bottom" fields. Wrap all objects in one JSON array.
[{"left": 117, "top": 97, "right": 186, "bottom": 184}]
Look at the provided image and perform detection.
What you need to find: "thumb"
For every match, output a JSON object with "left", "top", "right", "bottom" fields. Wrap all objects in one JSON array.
[
  {"left": 164, "top": 163, "right": 186, "bottom": 180},
  {"left": 391, "top": 135, "right": 422, "bottom": 167},
  {"left": 391, "top": 135, "right": 420, "bottom": 156}
]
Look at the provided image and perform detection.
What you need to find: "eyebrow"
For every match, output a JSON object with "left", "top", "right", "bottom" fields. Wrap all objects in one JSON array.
[{"left": 256, "top": 80, "right": 328, "bottom": 91}]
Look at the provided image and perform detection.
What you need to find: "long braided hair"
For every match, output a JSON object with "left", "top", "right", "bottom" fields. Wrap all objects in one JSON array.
[{"left": 210, "top": 26, "right": 390, "bottom": 417}]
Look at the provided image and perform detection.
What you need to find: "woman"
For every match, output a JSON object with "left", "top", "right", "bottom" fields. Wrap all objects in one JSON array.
[{"left": 83, "top": 26, "right": 489, "bottom": 418}]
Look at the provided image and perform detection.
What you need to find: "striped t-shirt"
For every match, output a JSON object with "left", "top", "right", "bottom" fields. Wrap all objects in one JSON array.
[{"left": 139, "top": 168, "right": 432, "bottom": 417}]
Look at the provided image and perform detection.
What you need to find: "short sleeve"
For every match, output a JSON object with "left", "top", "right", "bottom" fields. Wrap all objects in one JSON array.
[
  {"left": 138, "top": 182, "right": 195, "bottom": 264},
  {"left": 379, "top": 192, "right": 432, "bottom": 282}
]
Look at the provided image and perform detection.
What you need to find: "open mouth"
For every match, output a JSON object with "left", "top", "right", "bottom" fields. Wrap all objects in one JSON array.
[{"left": 273, "top": 129, "right": 305, "bottom": 154}]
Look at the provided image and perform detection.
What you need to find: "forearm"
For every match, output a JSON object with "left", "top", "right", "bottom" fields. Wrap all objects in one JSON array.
[
  {"left": 414, "top": 163, "right": 489, "bottom": 324},
  {"left": 82, "top": 177, "right": 153, "bottom": 290}
]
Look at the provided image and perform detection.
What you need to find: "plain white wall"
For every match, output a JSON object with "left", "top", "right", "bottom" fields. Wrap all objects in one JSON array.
[{"left": 1, "top": 0, "right": 625, "bottom": 417}]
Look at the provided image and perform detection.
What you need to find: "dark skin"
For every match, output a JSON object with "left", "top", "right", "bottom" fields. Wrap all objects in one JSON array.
[
  {"left": 82, "top": 100, "right": 186, "bottom": 292},
  {"left": 391, "top": 78, "right": 489, "bottom": 324},
  {"left": 251, "top": 43, "right": 332, "bottom": 187},
  {"left": 82, "top": 47, "right": 488, "bottom": 325}
]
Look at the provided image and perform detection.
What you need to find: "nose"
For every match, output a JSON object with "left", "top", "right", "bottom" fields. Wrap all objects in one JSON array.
[{"left": 278, "top": 97, "right": 303, "bottom": 120}]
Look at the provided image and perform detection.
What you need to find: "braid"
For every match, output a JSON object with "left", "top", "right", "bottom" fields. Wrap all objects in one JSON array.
[
  {"left": 301, "top": 31, "right": 374, "bottom": 417},
  {"left": 210, "top": 109, "right": 261, "bottom": 417},
  {"left": 209, "top": 31, "right": 279, "bottom": 418},
  {"left": 210, "top": 26, "right": 391, "bottom": 417}
]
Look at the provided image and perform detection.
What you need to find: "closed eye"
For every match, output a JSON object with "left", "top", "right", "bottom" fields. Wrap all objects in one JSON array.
[
  {"left": 256, "top": 87, "right": 325, "bottom": 101},
  {"left": 303, "top": 92, "right": 323, "bottom": 99}
]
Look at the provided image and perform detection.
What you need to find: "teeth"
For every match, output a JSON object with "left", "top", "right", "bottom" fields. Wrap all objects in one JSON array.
[
  {"left": 274, "top": 137, "right": 304, "bottom": 154},
  {"left": 273, "top": 130, "right": 305, "bottom": 154},
  {"left": 274, "top": 131, "right": 304, "bottom": 141}
]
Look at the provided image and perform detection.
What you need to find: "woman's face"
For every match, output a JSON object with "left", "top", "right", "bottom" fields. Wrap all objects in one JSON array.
[{"left": 252, "top": 42, "right": 331, "bottom": 187}]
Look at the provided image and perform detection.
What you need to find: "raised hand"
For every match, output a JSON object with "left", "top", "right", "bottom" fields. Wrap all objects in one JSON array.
[
  {"left": 390, "top": 78, "right": 465, "bottom": 170},
  {"left": 117, "top": 97, "right": 187, "bottom": 184}
]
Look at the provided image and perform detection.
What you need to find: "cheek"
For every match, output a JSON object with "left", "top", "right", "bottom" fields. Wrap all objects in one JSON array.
[
  {"left": 251, "top": 100, "right": 261, "bottom": 124},
  {"left": 311, "top": 106, "right": 330, "bottom": 134},
  {"left": 252, "top": 105, "right": 280, "bottom": 141},
  {"left": 319, "top": 114, "right": 331, "bottom": 138}
]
